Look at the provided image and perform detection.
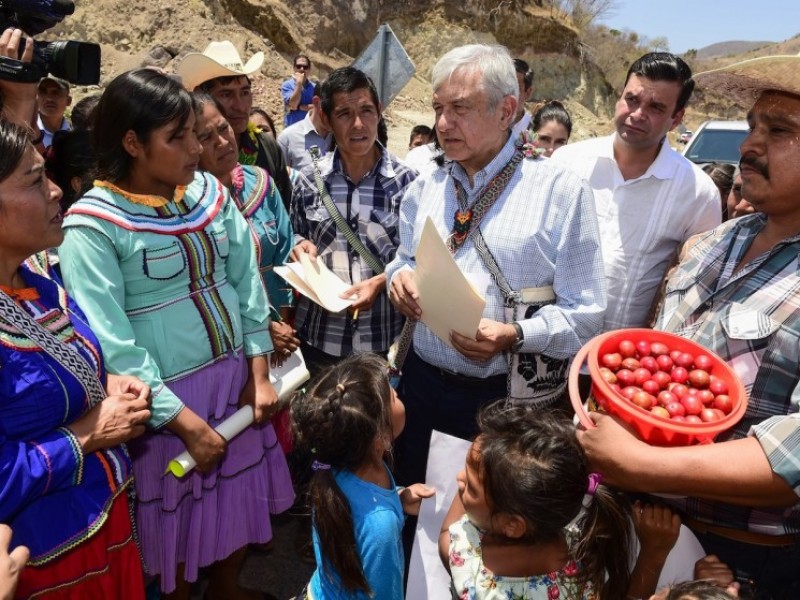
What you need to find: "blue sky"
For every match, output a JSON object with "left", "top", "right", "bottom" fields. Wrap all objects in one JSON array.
[{"left": 599, "top": 0, "right": 799, "bottom": 54}]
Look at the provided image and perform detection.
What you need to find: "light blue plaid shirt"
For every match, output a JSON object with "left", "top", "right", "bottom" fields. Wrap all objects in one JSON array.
[{"left": 385, "top": 134, "right": 607, "bottom": 378}]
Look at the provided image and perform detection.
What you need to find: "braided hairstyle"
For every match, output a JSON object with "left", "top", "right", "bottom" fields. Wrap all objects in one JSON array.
[
  {"left": 290, "top": 352, "right": 394, "bottom": 594},
  {"left": 476, "top": 403, "right": 633, "bottom": 599}
]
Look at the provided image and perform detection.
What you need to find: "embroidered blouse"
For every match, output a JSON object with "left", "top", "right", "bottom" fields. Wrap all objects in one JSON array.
[
  {"left": 58, "top": 172, "right": 273, "bottom": 429},
  {"left": 0, "top": 253, "right": 132, "bottom": 564},
  {"left": 230, "top": 165, "right": 294, "bottom": 309}
]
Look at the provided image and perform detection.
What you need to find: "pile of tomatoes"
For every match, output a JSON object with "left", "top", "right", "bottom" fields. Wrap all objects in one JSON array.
[{"left": 598, "top": 339, "right": 733, "bottom": 423}]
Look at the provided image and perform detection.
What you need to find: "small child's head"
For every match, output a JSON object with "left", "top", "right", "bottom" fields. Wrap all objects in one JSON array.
[
  {"left": 291, "top": 352, "right": 404, "bottom": 469},
  {"left": 461, "top": 403, "right": 588, "bottom": 541},
  {"left": 652, "top": 580, "right": 739, "bottom": 600}
]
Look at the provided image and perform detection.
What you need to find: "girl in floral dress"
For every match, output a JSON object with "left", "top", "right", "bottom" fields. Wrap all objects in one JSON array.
[{"left": 439, "top": 404, "right": 668, "bottom": 600}]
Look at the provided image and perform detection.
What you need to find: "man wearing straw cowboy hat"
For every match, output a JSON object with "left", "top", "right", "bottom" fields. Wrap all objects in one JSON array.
[
  {"left": 579, "top": 52, "right": 800, "bottom": 598},
  {"left": 177, "top": 40, "right": 292, "bottom": 208}
]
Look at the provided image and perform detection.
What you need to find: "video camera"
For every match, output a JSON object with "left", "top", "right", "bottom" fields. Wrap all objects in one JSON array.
[{"left": 0, "top": 0, "right": 100, "bottom": 85}]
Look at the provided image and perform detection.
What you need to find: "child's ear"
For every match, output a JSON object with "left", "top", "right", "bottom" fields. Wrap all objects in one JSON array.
[{"left": 499, "top": 514, "right": 528, "bottom": 539}]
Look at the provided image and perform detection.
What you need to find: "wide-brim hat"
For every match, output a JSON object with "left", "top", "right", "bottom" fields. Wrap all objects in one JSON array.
[
  {"left": 695, "top": 52, "right": 800, "bottom": 106},
  {"left": 177, "top": 40, "right": 264, "bottom": 91}
]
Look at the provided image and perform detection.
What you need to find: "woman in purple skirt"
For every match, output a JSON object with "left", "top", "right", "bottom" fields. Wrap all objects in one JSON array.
[{"left": 58, "top": 68, "right": 294, "bottom": 599}]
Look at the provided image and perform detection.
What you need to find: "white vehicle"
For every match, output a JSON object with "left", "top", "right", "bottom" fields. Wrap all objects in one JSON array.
[{"left": 681, "top": 120, "right": 748, "bottom": 165}]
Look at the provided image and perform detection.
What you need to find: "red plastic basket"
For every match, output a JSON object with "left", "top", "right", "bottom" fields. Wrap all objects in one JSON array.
[{"left": 569, "top": 329, "right": 748, "bottom": 446}]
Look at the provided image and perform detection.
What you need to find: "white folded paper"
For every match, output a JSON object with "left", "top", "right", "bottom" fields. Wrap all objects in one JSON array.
[
  {"left": 275, "top": 253, "right": 354, "bottom": 313},
  {"left": 166, "top": 348, "right": 310, "bottom": 477}
]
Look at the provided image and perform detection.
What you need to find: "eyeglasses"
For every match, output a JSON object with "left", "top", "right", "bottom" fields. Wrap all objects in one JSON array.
[{"left": 295, "top": 64, "right": 310, "bottom": 70}]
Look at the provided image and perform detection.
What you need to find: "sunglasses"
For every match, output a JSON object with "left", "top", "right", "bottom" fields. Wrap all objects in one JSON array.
[{"left": 295, "top": 64, "right": 310, "bottom": 70}]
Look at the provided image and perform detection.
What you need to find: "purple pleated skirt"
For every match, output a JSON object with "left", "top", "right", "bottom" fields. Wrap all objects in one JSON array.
[{"left": 127, "top": 353, "right": 295, "bottom": 593}]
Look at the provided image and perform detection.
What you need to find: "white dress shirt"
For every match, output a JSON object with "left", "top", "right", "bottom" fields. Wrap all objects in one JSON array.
[{"left": 551, "top": 134, "right": 721, "bottom": 331}]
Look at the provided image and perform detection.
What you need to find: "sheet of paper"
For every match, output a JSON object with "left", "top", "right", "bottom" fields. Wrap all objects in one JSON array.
[
  {"left": 407, "top": 431, "right": 470, "bottom": 600},
  {"left": 275, "top": 257, "right": 354, "bottom": 313},
  {"left": 166, "top": 348, "right": 310, "bottom": 478},
  {"left": 415, "top": 218, "right": 486, "bottom": 347}
]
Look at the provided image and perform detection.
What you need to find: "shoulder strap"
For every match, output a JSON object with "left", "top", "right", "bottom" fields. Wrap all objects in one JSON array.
[
  {"left": 0, "top": 290, "right": 106, "bottom": 406},
  {"left": 309, "top": 145, "right": 385, "bottom": 274}
]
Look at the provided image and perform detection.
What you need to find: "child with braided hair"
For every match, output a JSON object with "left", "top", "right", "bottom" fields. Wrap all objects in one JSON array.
[{"left": 290, "top": 353, "right": 434, "bottom": 599}]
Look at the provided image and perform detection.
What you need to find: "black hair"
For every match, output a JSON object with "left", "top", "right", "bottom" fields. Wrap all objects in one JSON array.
[
  {"left": 409, "top": 124, "right": 433, "bottom": 145},
  {"left": 290, "top": 353, "right": 394, "bottom": 594},
  {"left": 45, "top": 129, "right": 94, "bottom": 211},
  {"left": 513, "top": 58, "right": 533, "bottom": 89},
  {"left": 702, "top": 162, "right": 735, "bottom": 205},
  {"left": 475, "top": 403, "right": 633, "bottom": 599},
  {"left": 0, "top": 120, "right": 31, "bottom": 183},
  {"left": 532, "top": 100, "right": 573, "bottom": 137},
  {"left": 197, "top": 74, "right": 251, "bottom": 94},
  {"left": 664, "top": 580, "right": 738, "bottom": 600},
  {"left": 249, "top": 106, "right": 277, "bottom": 137},
  {"left": 294, "top": 54, "right": 312, "bottom": 68},
  {"left": 625, "top": 52, "right": 695, "bottom": 114},
  {"left": 319, "top": 67, "right": 380, "bottom": 118},
  {"left": 93, "top": 69, "right": 194, "bottom": 182},
  {"left": 70, "top": 93, "right": 101, "bottom": 131}
]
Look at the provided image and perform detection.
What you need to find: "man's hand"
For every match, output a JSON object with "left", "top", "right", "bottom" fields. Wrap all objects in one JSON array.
[
  {"left": 576, "top": 412, "right": 650, "bottom": 488},
  {"left": 450, "top": 319, "right": 516, "bottom": 362},
  {"left": 290, "top": 239, "right": 318, "bottom": 263},
  {"left": 695, "top": 555, "right": 738, "bottom": 591},
  {"left": 0, "top": 28, "right": 36, "bottom": 125},
  {"left": 388, "top": 269, "right": 421, "bottom": 320},
  {"left": 341, "top": 274, "right": 386, "bottom": 311}
]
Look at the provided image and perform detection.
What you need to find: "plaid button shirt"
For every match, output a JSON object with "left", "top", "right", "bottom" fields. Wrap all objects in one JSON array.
[
  {"left": 657, "top": 214, "right": 800, "bottom": 535},
  {"left": 290, "top": 145, "right": 416, "bottom": 357}
]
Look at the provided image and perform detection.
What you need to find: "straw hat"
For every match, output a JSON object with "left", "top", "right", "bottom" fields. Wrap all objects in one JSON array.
[
  {"left": 695, "top": 52, "right": 800, "bottom": 105},
  {"left": 177, "top": 41, "right": 265, "bottom": 91}
]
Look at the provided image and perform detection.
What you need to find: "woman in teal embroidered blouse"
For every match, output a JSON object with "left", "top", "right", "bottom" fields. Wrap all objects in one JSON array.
[
  {"left": 193, "top": 92, "right": 300, "bottom": 365},
  {"left": 58, "top": 69, "right": 294, "bottom": 598}
]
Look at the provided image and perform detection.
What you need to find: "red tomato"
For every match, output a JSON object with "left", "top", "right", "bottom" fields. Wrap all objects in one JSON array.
[
  {"left": 649, "top": 342, "right": 669, "bottom": 356},
  {"left": 616, "top": 368, "right": 635, "bottom": 387},
  {"left": 680, "top": 394, "right": 703, "bottom": 416},
  {"left": 640, "top": 356, "right": 659, "bottom": 374},
  {"left": 634, "top": 368, "right": 652, "bottom": 386},
  {"left": 674, "top": 352, "right": 695, "bottom": 368},
  {"left": 601, "top": 353, "right": 623, "bottom": 370},
  {"left": 650, "top": 406, "right": 670, "bottom": 419},
  {"left": 697, "top": 390, "right": 715, "bottom": 406},
  {"left": 620, "top": 386, "right": 640, "bottom": 400},
  {"left": 713, "top": 394, "right": 733, "bottom": 415},
  {"left": 669, "top": 350, "right": 683, "bottom": 363},
  {"left": 665, "top": 401, "right": 686, "bottom": 418},
  {"left": 632, "top": 391, "right": 654, "bottom": 410},
  {"left": 609, "top": 383, "right": 621, "bottom": 393},
  {"left": 668, "top": 382, "right": 689, "bottom": 399},
  {"left": 670, "top": 367, "right": 689, "bottom": 384},
  {"left": 657, "top": 390, "right": 678, "bottom": 406},
  {"left": 636, "top": 340, "right": 651, "bottom": 357},
  {"left": 618, "top": 340, "right": 636, "bottom": 359},
  {"left": 684, "top": 415, "right": 703, "bottom": 424},
  {"left": 709, "top": 378, "right": 729, "bottom": 396},
  {"left": 688, "top": 369, "right": 710, "bottom": 389},
  {"left": 656, "top": 354, "right": 674, "bottom": 372},
  {"left": 652, "top": 371, "right": 672, "bottom": 389},
  {"left": 642, "top": 380, "right": 661, "bottom": 395},
  {"left": 700, "top": 408, "right": 722, "bottom": 423},
  {"left": 671, "top": 415, "right": 687, "bottom": 423},
  {"left": 694, "top": 354, "right": 714, "bottom": 371},
  {"left": 621, "top": 357, "right": 641, "bottom": 371}
]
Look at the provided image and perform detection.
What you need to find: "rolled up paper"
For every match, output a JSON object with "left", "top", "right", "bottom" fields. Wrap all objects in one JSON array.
[{"left": 166, "top": 348, "right": 310, "bottom": 477}]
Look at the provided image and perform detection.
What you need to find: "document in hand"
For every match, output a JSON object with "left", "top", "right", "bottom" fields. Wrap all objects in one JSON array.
[
  {"left": 166, "top": 349, "right": 311, "bottom": 477},
  {"left": 274, "top": 253, "right": 355, "bottom": 313},
  {"left": 416, "top": 217, "right": 486, "bottom": 347}
]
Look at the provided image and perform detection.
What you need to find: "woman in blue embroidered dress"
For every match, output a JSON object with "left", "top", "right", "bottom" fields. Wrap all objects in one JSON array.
[
  {"left": 57, "top": 69, "right": 294, "bottom": 599},
  {"left": 193, "top": 92, "right": 300, "bottom": 367},
  {"left": 0, "top": 119, "right": 151, "bottom": 599}
]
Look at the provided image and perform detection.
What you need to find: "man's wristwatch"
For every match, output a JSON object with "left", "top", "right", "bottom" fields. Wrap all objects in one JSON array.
[{"left": 511, "top": 322, "right": 524, "bottom": 353}]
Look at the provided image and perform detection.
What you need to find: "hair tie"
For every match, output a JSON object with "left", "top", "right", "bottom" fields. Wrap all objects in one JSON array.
[
  {"left": 336, "top": 383, "right": 345, "bottom": 394},
  {"left": 587, "top": 473, "right": 602, "bottom": 496},
  {"left": 312, "top": 460, "right": 331, "bottom": 471}
]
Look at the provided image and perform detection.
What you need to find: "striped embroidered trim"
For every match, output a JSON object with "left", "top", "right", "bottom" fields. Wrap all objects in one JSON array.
[
  {"left": 27, "top": 480, "right": 133, "bottom": 567},
  {"left": 93, "top": 179, "right": 186, "bottom": 207},
  {"left": 57, "top": 427, "right": 85, "bottom": 486},
  {"left": 29, "top": 441, "right": 54, "bottom": 494},
  {"left": 68, "top": 175, "right": 225, "bottom": 235},
  {"left": 232, "top": 165, "right": 269, "bottom": 217}
]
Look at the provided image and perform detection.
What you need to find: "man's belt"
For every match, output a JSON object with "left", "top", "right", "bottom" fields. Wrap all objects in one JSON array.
[{"left": 685, "top": 516, "right": 800, "bottom": 547}]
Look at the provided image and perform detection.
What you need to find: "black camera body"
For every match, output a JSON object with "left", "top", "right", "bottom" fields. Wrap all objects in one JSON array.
[{"left": 0, "top": 0, "right": 101, "bottom": 85}]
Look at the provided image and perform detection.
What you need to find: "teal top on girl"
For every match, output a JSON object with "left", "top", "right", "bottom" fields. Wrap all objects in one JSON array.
[
  {"left": 58, "top": 171, "right": 273, "bottom": 429},
  {"left": 309, "top": 465, "right": 405, "bottom": 600},
  {"left": 230, "top": 164, "right": 294, "bottom": 310}
]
